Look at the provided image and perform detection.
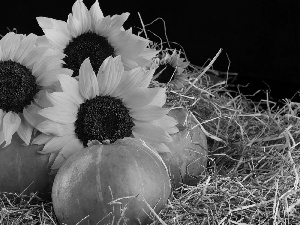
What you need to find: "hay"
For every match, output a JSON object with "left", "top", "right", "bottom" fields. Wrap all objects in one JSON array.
[
  {"left": 2, "top": 50, "right": 299, "bottom": 225},
  {"left": 1, "top": 25, "right": 299, "bottom": 224}
]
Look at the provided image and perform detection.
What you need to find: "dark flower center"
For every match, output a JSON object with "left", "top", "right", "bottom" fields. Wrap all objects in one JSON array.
[
  {"left": 75, "top": 96, "right": 134, "bottom": 146},
  {"left": 63, "top": 32, "right": 116, "bottom": 77},
  {"left": 0, "top": 60, "right": 38, "bottom": 113},
  {"left": 153, "top": 63, "right": 176, "bottom": 84}
]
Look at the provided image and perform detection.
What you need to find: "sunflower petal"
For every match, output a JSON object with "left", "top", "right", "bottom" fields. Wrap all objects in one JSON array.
[
  {"left": 58, "top": 74, "right": 84, "bottom": 104},
  {"left": 0, "top": 109, "right": 6, "bottom": 129},
  {"left": 0, "top": 32, "right": 15, "bottom": 60},
  {"left": 111, "top": 67, "right": 143, "bottom": 97},
  {"left": 46, "top": 91, "right": 78, "bottom": 111},
  {"left": 0, "top": 132, "right": 5, "bottom": 146},
  {"left": 23, "top": 103, "right": 45, "bottom": 127},
  {"left": 41, "top": 29, "right": 70, "bottom": 50},
  {"left": 32, "top": 133, "right": 53, "bottom": 145},
  {"left": 17, "top": 114, "right": 33, "bottom": 145},
  {"left": 79, "top": 58, "right": 99, "bottom": 99},
  {"left": 122, "top": 87, "right": 163, "bottom": 109},
  {"left": 130, "top": 106, "right": 169, "bottom": 121},
  {"left": 153, "top": 115, "right": 178, "bottom": 129},
  {"left": 36, "top": 68, "right": 72, "bottom": 87},
  {"left": 22, "top": 46, "right": 49, "bottom": 68},
  {"left": 40, "top": 135, "right": 76, "bottom": 154},
  {"left": 39, "top": 107, "right": 77, "bottom": 124},
  {"left": 15, "top": 33, "right": 37, "bottom": 64},
  {"left": 147, "top": 87, "right": 167, "bottom": 107},
  {"left": 72, "top": 0, "right": 91, "bottom": 34},
  {"left": 36, "top": 17, "right": 69, "bottom": 36},
  {"left": 3, "top": 112, "right": 21, "bottom": 147},
  {"left": 97, "top": 55, "right": 124, "bottom": 96},
  {"left": 67, "top": 13, "right": 81, "bottom": 38},
  {"left": 51, "top": 138, "right": 83, "bottom": 169},
  {"left": 110, "top": 13, "right": 129, "bottom": 30},
  {"left": 133, "top": 122, "right": 173, "bottom": 143},
  {"left": 36, "top": 120, "right": 75, "bottom": 136},
  {"left": 90, "top": 0, "right": 104, "bottom": 23}
]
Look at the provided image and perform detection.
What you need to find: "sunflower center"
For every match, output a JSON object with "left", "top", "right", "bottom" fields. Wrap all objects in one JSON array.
[
  {"left": 63, "top": 32, "right": 116, "bottom": 77},
  {"left": 75, "top": 96, "right": 134, "bottom": 146},
  {"left": 153, "top": 63, "right": 176, "bottom": 84},
  {"left": 0, "top": 60, "right": 38, "bottom": 113}
]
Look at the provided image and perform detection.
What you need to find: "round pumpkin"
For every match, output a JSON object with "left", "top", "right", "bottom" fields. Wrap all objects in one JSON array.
[
  {"left": 0, "top": 133, "right": 51, "bottom": 195},
  {"left": 52, "top": 139, "right": 171, "bottom": 225},
  {"left": 159, "top": 107, "right": 208, "bottom": 188}
]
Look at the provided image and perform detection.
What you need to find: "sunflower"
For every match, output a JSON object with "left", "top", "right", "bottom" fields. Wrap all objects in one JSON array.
[
  {"left": 152, "top": 49, "right": 189, "bottom": 89},
  {"left": 0, "top": 32, "right": 72, "bottom": 146},
  {"left": 36, "top": 0, "right": 158, "bottom": 78},
  {"left": 34, "top": 55, "right": 178, "bottom": 170}
]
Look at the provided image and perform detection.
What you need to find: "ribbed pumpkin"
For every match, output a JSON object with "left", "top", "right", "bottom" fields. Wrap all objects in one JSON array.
[
  {"left": 159, "top": 107, "right": 208, "bottom": 188},
  {"left": 52, "top": 139, "right": 171, "bottom": 225},
  {"left": 0, "top": 133, "right": 51, "bottom": 195}
]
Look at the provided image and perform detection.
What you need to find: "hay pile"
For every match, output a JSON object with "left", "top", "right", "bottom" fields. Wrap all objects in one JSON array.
[{"left": 1, "top": 50, "right": 300, "bottom": 225}]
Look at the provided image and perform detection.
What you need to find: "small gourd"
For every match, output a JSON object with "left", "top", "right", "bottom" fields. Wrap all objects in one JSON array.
[
  {"left": 159, "top": 107, "right": 208, "bottom": 188},
  {"left": 0, "top": 133, "right": 51, "bottom": 195}
]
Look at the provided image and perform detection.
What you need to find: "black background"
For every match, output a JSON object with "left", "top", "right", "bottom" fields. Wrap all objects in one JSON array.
[{"left": 2, "top": 0, "right": 300, "bottom": 104}]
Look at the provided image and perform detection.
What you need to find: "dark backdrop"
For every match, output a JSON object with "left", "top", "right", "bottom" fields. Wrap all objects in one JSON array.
[{"left": 1, "top": 0, "right": 300, "bottom": 103}]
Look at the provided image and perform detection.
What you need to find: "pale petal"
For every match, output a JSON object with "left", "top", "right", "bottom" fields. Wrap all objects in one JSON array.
[
  {"left": 165, "top": 126, "right": 179, "bottom": 135},
  {"left": 79, "top": 58, "right": 99, "bottom": 99},
  {"left": 39, "top": 107, "right": 77, "bottom": 124},
  {"left": 130, "top": 106, "right": 169, "bottom": 121},
  {"left": 33, "top": 90, "right": 53, "bottom": 109},
  {"left": 122, "top": 87, "right": 162, "bottom": 109},
  {"left": 71, "top": 0, "right": 91, "bottom": 34},
  {"left": 111, "top": 68, "right": 143, "bottom": 98},
  {"left": 37, "top": 16, "right": 70, "bottom": 48},
  {"left": 0, "top": 109, "right": 6, "bottom": 129},
  {"left": 40, "top": 135, "right": 76, "bottom": 154},
  {"left": 32, "top": 53, "right": 65, "bottom": 77},
  {"left": 90, "top": 0, "right": 104, "bottom": 23},
  {"left": 153, "top": 115, "right": 178, "bottom": 129},
  {"left": 36, "top": 68, "right": 73, "bottom": 87},
  {"left": 17, "top": 114, "right": 33, "bottom": 145},
  {"left": 22, "top": 47, "right": 49, "bottom": 68},
  {"left": 51, "top": 138, "right": 84, "bottom": 169},
  {"left": 35, "top": 35, "right": 53, "bottom": 47},
  {"left": 67, "top": 13, "right": 81, "bottom": 38},
  {"left": 15, "top": 33, "right": 37, "bottom": 63},
  {"left": 23, "top": 103, "right": 45, "bottom": 127},
  {"left": 36, "top": 120, "right": 75, "bottom": 136},
  {"left": 32, "top": 133, "right": 53, "bottom": 145},
  {"left": 0, "top": 33, "right": 21, "bottom": 61},
  {"left": 147, "top": 87, "right": 167, "bottom": 107},
  {"left": 58, "top": 74, "right": 84, "bottom": 104},
  {"left": 36, "top": 17, "right": 69, "bottom": 37},
  {"left": 0, "top": 132, "right": 5, "bottom": 146},
  {"left": 97, "top": 55, "right": 124, "bottom": 96},
  {"left": 138, "top": 68, "right": 155, "bottom": 88},
  {"left": 46, "top": 91, "right": 79, "bottom": 111},
  {"left": 0, "top": 47, "right": 3, "bottom": 61},
  {"left": 8, "top": 34, "right": 21, "bottom": 60},
  {"left": 109, "top": 13, "right": 129, "bottom": 30},
  {"left": 0, "top": 32, "right": 15, "bottom": 60},
  {"left": 133, "top": 122, "right": 172, "bottom": 143},
  {"left": 42, "top": 29, "right": 70, "bottom": 50},
  {"left": 3, "top": 112, "right": 21, "bottom": 147}
]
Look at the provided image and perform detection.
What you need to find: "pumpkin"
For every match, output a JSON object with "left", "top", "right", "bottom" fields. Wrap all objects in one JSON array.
[
  {"left": 0, "top": 133, "right": 52, "bottom": 195},
  {"left": 159, "top": 107, "right": 208, "bottom": 188},
  {"left": 52, "top": 139, "right": 171, "bottom": 225}
]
